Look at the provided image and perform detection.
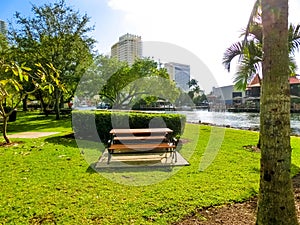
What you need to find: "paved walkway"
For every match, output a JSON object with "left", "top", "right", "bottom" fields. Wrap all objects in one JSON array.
[
  {"left": 8, "top": 132, "right": 59, "bottom": 138},
  {"left": 95, "top": 150, "right": 189, "bottom": 168}
]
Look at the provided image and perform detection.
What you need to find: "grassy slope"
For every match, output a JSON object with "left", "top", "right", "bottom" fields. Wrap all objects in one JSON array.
[{"left": 0, "top": 112, "right": 300, "bottom": 224}]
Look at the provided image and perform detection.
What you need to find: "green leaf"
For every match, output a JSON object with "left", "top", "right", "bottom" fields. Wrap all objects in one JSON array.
[
  {"left": 22, "top": 66, "right": 31, "bottom": 72},
  {"left": 18, "top": 71, "right": 23, "bottom": 82},
  {"left": 12, "top": 67, "right": 19, "bottom": 76},
  {"left": 11, "top": 79, "right": 22, "bottom": 91},
  {"left": 47, "top": 84, "right": 54, "bottom": 94},
  {"left": 0, "top": 80, "right": 8, "bottom": 86},
  {"left": 24, "top": 73, "right": 29, "bottom": 82},
  {"left": 35, "top": 63, "right": 42, "bottom": 68}
]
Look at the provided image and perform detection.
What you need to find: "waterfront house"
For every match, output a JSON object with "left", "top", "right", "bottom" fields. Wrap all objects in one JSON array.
[
  {"left": 209, "top": 74, "right": 300, "bottom": 112},
  {"left": 246, "top": 74, "right": 300, "bottom": 98},
  {"left": 245, "top": 74, "right": 300, "bottom": 112}
]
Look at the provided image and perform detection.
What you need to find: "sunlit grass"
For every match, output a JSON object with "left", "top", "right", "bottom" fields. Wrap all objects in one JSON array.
[{"left": 0, "top": 112, "right": 300, "bottom": 224}]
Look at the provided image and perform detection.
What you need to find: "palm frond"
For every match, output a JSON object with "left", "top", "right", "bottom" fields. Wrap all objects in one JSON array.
[
  {"left": 240, "top": 22, "right": 262, "bottom": 42},
  {"left": 233, "top": 68, "right": 250, "bottom": 90},
  {"left": 289, "top": 24, "right": 300, "bottom": 55},
  {"left": 222, "top": 41, "right": 243, "bottom": 72},
  {"left": 232, "top": 42, "right": 262, "bottom": 90},
  {"left": 289, "top": 55, "right": 298, "bottom": 76},
  {"left": 242, "top": 0, "right": 261, "bottom": 50},
  {"left": 249, "top": 23, "right": 262, "bottom": 42},
  {"left": 244, "top": 41, "right": 262, "bottom": 71}
]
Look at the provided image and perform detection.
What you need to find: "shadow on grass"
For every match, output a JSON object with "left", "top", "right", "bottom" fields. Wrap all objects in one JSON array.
[
  {"left": 8, "top": 111, "right": 71, "bottom": 133},
  {"left": 292, "top": 163, "right": 300, "bottom": 177},
  {"left": 87, "top": 162, "right": 174, "bottom": 174},
  {"left": 45, "top": 135, "right": 78, "bottom": 148}
]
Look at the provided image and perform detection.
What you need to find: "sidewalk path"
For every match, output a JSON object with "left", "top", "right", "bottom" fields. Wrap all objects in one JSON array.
[{"left": 8, "top": 132, "right": 59, "bottom": 138}]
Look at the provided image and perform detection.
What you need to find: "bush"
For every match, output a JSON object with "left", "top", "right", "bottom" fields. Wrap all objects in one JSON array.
[{"left": 72, "top": 110, "right": 186, "bottom": 145}]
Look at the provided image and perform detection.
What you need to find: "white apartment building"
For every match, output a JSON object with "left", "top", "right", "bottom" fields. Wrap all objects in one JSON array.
[
  {"left": 111, "top": 33, "right": 142, "bottom": 65},
  {"left": 164, "top": 62, "right": 190, "bottom": 92}
]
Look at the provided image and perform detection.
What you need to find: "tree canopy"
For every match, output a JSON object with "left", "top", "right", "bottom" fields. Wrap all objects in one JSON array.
[
  {"left": 100, "top": 58, "right": 179, "bottom": 108},
  {"left": 8, "top": 0, "right": 96, "bottom": 118},
  {"left": 223, "top": 5, "right": 300, "bottom": 90},
  {"left": 74, "top": 57, "right": 180, "bottom": 109}
]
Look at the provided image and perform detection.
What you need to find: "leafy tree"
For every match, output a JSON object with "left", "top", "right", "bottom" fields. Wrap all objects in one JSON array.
[
  {"left": 131, "top": 96, "right": 160, "bottom": 109},
  {"left": 99, "top": 58, "right": 179, "bottom": 108},
  {"left": 222, "top": 3, "right": 300, "bottom": 90},
  {"left": 187, "top": 78, "right": 199, "bottom": 89},
  {"left": 0, "top": 61, "right": 63, "bottom": 143},
  {"left": 256, "top": 0, "right": 298, "bottom": 224},
  {"left": 186, "top": 78, "right": 207, "bottom": 106},
  {"left": 9, "top": 0, "right": 95, "bottom": 119},
  {"left": 74, "top": 55, "right": 126, "bottom": 105},
  {"left": 193, "top": 94, "right": 207, "bottom": 106},
  {"left": 187, "top": 78, "right": 202, "bottom": 99}
]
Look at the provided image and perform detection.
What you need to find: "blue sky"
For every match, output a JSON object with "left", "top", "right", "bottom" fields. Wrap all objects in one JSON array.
[
  {"left": 1, "top": 0, "right": 300, "bottom": 92},
  {"left": 0, "top": 0, "right": 124, "bottom": 55}
]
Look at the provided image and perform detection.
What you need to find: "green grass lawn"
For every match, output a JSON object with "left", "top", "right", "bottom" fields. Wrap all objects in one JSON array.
[{"left": 1, "top": 111, "right": 300, "bottom": 224}]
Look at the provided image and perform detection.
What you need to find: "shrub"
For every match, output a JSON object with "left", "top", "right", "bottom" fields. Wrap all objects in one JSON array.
[{"left": 72, "top": 110, "right": 186, "bottom": 145}]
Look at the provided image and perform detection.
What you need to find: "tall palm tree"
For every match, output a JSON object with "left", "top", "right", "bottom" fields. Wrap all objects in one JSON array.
[
  {"left": 223, "top": 9, "right": 300, "bottom": 90},
  {"left": 256, "top": 0, "right": 298, "bottom": 224},
  {"left": 228, "top": 0, "right": 299, "bottom": 224}
]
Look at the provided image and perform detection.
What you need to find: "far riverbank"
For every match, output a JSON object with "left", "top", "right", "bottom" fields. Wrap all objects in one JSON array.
[{"left": 175, "top": 110, "right": 300, "bottom": 135}]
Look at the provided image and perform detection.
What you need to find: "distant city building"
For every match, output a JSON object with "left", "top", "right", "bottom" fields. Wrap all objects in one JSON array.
[
  {"left": 164, "top": 62, "right": 190, "bottom": 92},
  {"left": 210, "top": 85, "right": 246, "bottom": 105},
  {"left": 111, "top": 33, "right": 142, "bottom": 65},
  {"left": 0, "top": 20, "right": 7, "bottom": 35}
]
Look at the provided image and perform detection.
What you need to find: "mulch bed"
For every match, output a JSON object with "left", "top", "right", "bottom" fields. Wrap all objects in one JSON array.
[
  {"left": 176, "top": 173, "right": 300, "bottom": 224},
  {"left": 0, "top": 141, "right": 23, "bottom": 147}
]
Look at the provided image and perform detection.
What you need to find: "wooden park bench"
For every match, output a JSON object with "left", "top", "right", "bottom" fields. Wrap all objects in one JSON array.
[{"left": 107, "top": 128, "right": 178, "bottom": 164}]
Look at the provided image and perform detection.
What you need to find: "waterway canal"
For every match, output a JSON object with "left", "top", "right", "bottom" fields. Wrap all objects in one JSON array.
[{"left": 176, "top": 110, "right": 300, "bottom": 134}]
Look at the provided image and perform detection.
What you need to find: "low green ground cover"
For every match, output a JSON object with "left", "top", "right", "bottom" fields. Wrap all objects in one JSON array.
[{"left": 1, "top": 112, "right": 300, "bottom": 224}]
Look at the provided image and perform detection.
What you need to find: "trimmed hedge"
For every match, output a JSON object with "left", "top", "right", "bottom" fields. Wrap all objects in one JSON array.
[{"left": 72, "top": 110, "right": 186, "bottom": 145}]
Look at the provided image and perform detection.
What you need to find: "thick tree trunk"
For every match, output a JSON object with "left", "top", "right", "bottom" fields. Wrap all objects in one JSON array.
[
  {"left": 60, "top": 94, "right": 64, "bottom": 108},
  {"left": 256, "top": 0, "right": 298, "bottom": 224},
  {"left": 22, "top": 94, "right": 28, "bottom": 112},
  {"left": 54, "top": 87, "right": 60, "bottom": 120},
  {"left": 37, "top": 90, "right": 48, "bottom": 116}
]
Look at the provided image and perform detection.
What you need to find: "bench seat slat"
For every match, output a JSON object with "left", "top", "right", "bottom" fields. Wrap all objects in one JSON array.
[
  {"left": 113, "top": 135, "right": 166, "bottom": 141},
  {"left": 110, "top": 128, "right": 173, "bottom": 135},
  {"left": 109, "top": 143, "right": 175, "bottom": 151}
]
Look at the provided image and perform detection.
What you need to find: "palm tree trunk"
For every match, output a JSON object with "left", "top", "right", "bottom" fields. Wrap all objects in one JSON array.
[{"left": 256, "top": 0, "right": 298, "bottom": 224}]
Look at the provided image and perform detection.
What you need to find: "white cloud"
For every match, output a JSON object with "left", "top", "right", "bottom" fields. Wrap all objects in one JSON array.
[
  {"left": 107, "top": 0, "right": 300, "bottom": 91},
  {"left": 107, "top": 0, "right": 257, "bottom": 91}
]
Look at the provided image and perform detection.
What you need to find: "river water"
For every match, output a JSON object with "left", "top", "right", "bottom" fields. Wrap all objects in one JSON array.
[
  {"left": 175, "top": 110, "right": 300, "bottom": 135},
  {"left": 75, "top": 107, "right": 300, "bottom": 135}
]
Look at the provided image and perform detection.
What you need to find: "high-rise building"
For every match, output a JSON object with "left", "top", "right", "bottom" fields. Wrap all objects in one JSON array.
[
  {"left": 111, "top": 33, "right": 142, "bottom": 65},
  {"left": 0, "top": 20, "right": 7, "bottom": 35},
  {"left": 164, "top": 62, "right": 190, "bottom": 92}
]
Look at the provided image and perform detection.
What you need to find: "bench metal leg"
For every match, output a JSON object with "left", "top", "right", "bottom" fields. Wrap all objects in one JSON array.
[
  {"left": 166, "top": 148, "right": 177, "bottom": 163},
  {"left": 107, "top": 150, "right": 113, "bottom": 164},
  {"left": 169, "top": 149, "right": 177, "bottom": 163},
  {"left": 173, "top": 150, "right": 177, "bottom": 163}
]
